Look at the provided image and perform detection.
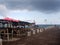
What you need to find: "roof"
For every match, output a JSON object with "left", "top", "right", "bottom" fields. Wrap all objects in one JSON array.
[
  {"left": 4, "top": 17, "right": 19, "bottom": 22},
  {"left": 0, "top": 17, "right": 31, "bottom": 25}
]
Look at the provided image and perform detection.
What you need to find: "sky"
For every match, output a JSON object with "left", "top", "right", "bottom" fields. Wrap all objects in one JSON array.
[{"left": 0, "top": 0, "right": 60, "bottom": 24}]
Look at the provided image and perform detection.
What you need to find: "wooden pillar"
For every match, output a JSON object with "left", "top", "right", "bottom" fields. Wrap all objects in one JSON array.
[
  {"left": 0, "top": 39, "right": 2, "bottom": 45},
  {"left": 7, "top": 29, "right": 9, "bottom": 41},
  {"left": 4, "top": 30, "right": 6, "bottom": 39},
  {"left": 18, "top": 30, "right": 20, "bottom": 36},
  {"left": 16, "top": 30, "right": 20, "bottom": 37},
  {"left": 12, "top": 29, "right": 13, "bottom": 39},
  {"left": 0, "top": 31, "right": 1, "bottom": 39},
  {"left": 17, "top": 30, "right": 19, "bottom": 37}
]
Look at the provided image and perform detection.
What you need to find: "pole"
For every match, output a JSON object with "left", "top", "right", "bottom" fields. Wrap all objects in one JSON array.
[
  {"left": 0, "top": 31, "right": 1, "bottom": 39},
  {"left": 12, "top": 29, "right": 13, "bottom": 39},
  {"left": 0, "top": 39, "right": 2, "bottom": 45},
  {"left": 7, "top": 28, "right": 9, "bottom": 41}
]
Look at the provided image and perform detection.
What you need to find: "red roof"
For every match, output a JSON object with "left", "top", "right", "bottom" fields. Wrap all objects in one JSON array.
[{"left": 4, "top": 17, "right": 19, "bottom": 22}]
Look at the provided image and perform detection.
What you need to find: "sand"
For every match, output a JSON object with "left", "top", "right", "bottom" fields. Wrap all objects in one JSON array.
[{"left": 3, "top": 27, "right": 60, "bottom": 45}]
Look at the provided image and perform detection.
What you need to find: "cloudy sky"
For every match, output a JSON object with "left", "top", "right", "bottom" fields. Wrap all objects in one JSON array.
[{"left": 0, "top": 0, "right": 60, "bottom": 24}]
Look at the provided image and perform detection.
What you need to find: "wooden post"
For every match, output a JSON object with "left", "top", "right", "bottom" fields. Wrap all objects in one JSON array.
[
  {"left": 7, "top": 29, "right": 9, "bottom": 41},
  {"left": 4, "top": 30, "right": 5, "bottom": 39},
  {"left": 0, "top": 39, "right": 2, "bottom": 45},
  {"left": 0, "top": 31, "right": 1, "bottom": 39},
  {"left": 16, "top": 30, "right": 18, "bottom": 37},
  {"left": 27, "top": 31, "right": 31, "bottom": 36},
  {"left": 12, "top": 29, "right": 13, "bottom": 39},
  {"left": 18, "top": 30, "right": 20, "bottom": 36}
]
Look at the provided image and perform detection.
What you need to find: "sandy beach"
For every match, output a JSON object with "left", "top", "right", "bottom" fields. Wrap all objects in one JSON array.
[{"left": 3, "top": 27, "right": 60, "bottom": 45}]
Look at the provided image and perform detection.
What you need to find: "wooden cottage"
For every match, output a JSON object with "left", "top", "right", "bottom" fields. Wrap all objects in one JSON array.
[{"left": 0, "top": 17, "right": 32, "bottom": 41}]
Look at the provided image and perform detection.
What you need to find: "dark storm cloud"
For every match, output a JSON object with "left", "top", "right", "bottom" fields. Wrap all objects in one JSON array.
[
  {"left": 31, "top": 0, "right": 60, "bottom": 12},
  {"left": 0, "top": 0, "right": 60, "bottom": 12}
]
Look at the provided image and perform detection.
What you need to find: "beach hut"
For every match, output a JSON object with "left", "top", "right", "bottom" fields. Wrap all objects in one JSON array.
[{"left": 0, "top": 18, "right": 31, "bottom": 41}]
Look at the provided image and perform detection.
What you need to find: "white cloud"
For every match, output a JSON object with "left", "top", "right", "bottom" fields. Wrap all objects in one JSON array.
[{"left": 0, "top": 4, "right": 9, "bottom": 17}]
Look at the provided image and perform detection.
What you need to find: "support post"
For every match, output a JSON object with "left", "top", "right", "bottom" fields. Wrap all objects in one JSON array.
[
  {"left": 0, "top": 39, "right": 2, "bottom": 45},
  {"left": 7, "top": 29, "right": 9, "bottom": 41},
  {"left": 18, "top": 30, "right": 20, "bottom": 36},
  {"left": 4, "top": 30, "right": 6, "bottom": 39},
  {"left": 12, "top": 29, "right": 13, "bottom": 39},
  {"left": 0, "top": 31, "right": 1, "bottom": 39}
]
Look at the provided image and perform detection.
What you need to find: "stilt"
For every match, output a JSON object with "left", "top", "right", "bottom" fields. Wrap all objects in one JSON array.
[
  {"left": 17, "top": 30, "right": 19, "bottom": 37},
  {"left": 19, "top": 30, "right": 20, "bottom": 36},
  {"left": 12, "top": 29, "right": 13, "bottom": 39},
  {"left": 7, "top": 29, "right": 9, "bottom": 41},
  {"left": 16, "top": 30, "right": 20, "bottom": 37},
  {"left": 0, "top": 39, "right": 2, "bottom": 45},
  {"left": 4, "top": 30, "right": 5, "bottom": 39},
  {"left": 0, "top": 31, "right": 1, "bottom": 39}
]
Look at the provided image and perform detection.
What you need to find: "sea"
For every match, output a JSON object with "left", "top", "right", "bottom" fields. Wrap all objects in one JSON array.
[{"left": 35, "top": 24, "right": 60, "bottom": 28}]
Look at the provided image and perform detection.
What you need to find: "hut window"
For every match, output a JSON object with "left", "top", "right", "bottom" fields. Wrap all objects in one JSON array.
[
  {"left": 4, "top": 24, "right": 7, "bottom": 27},
  {"left": 25, "top": 25, "right": 29, "bottom": 28}
]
